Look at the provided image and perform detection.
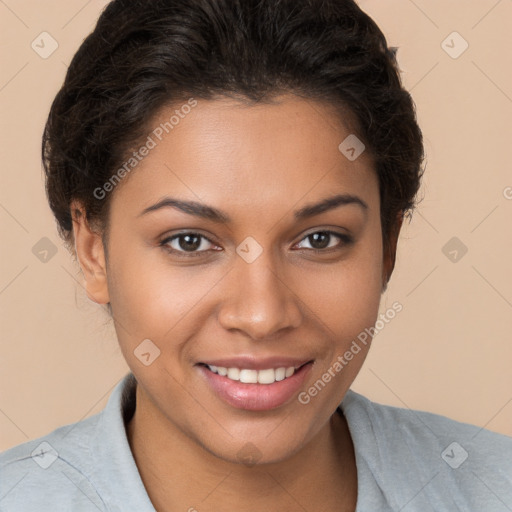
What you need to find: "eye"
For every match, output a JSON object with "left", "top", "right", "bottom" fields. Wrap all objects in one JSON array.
[
  {"left": 159, "top": 229, "right": 352, "bottom": 259},
  {"left": 295, "top": 230, "right": 353, "bottom": 252},
  {"left": 159, "top": 232, "right": 220, "bottom": 257}
]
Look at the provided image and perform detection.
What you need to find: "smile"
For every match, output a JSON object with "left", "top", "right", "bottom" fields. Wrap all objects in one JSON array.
[
  {"left": 206, "top": 365, "right": 297, "bottom": 384},
  {"left": 198, "top": 361, "right": 313, "bottom": 411}
]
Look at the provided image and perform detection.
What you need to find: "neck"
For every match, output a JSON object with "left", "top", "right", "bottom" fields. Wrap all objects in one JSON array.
[{"left": 126, "top": 382, "right": 357, "bottom": 512}]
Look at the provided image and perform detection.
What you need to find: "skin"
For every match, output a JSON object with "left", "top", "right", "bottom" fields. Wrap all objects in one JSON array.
[{"left": 72, "top": 94, "right": 401, "bottom": 511}]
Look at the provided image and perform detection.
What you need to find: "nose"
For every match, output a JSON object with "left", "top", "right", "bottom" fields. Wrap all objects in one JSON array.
[{"left": 217, "top": 252, "right": 303, "bottom": 340}]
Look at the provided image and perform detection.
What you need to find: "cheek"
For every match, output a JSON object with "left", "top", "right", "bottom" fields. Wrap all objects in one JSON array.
[
  {"left": 107, "top": 218, "right": 383, "bottom": 364},
  {"left": 297, "top": 230, "right": 384, "bottom": 343},
  {"left": 293, "top": 236, "right": 383, "bottom": 408},
  {"left": 105, "top": 240, "right": 228, "bottom": 356}
]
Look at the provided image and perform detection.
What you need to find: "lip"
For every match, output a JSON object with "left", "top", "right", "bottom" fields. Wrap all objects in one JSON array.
[
  {"left": 197, "top": 360, "right": 314, "bottom": 411},
  {"left": 199, "top": 356, "right": 312, "bottom": 370}
]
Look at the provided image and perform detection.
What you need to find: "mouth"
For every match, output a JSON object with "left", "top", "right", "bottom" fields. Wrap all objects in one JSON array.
[
  {"left": 196, "top": 359, "right": 314, "bottom": 411},
  {"left": 199, "top": 361, "right": 311, "bottom": 385}
]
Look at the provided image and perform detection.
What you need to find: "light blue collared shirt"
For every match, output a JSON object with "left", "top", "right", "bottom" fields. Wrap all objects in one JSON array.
[{"left": 1, "top": 373, "right": 511, "bottom": 511}]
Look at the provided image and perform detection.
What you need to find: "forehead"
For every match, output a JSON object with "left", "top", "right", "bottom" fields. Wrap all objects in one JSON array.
[{"left": 109, "top": 94, "right": 377, "bottom": 216}]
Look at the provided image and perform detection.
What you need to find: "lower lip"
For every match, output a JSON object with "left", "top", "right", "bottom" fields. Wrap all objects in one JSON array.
[{"left": 198, "top": 363, "right": 313, "bottom": 411}]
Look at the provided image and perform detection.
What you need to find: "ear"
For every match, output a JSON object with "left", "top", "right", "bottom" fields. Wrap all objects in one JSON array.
[
  {"left": 71, "top": 200, "right": 110, "bottom": 304},
  {"left": 382, "top": 212, "right": 403, "bottom": 292}
]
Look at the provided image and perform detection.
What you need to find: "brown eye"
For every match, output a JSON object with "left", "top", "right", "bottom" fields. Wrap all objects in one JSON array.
[
  {"left": 175, "top": 233, "right": 202, "bottom": 251},
  {"left": 307, "top": 232, "right": 331, "bottom": 249},
  {"left": 295, "top": 231, "right": 352, "bottom": 251},
  {"left": 160, "top": 232, "right": 218, "bottom": 257}
]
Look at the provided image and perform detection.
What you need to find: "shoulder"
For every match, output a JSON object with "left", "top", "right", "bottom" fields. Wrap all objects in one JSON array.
[
  {"left": 0, "top": 413, "right": 106, "bottom": 511},
  {"left": 341, "top": 389, "right": 512, "bottom": 511},
  {"left": 0, "top": 373, "right": 145, "bottom": 512},
  {"left": 343, "top": 389, "right": 512, "bottom": 454}
]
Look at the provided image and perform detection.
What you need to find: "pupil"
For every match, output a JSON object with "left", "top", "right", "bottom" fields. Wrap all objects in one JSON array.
[
  {"left": 310, "top": 232, "right": 330, "bottom": 249},
  {"left": 180, "top": 234, "right": 201, "bottom": 251}
]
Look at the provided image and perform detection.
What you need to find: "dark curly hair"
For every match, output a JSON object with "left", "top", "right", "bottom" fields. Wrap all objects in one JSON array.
[{"left": 43, "top": 0, "right": 424, "bottom": 259}]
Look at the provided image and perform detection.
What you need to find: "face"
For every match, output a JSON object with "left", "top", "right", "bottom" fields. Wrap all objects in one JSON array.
[{"left": 74, "top": 94, "right": 394, "bottom": 465}]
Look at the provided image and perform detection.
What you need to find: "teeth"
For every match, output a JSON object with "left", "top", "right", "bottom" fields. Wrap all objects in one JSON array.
[
  {"left": 227, "top": 367, "right": 240, "bottom": 380},
  {"left": 257, "top": 369, "right": 275, "bottom": 384},
  {"left": 240, "top": 369, "right": 258, "bottom": 383},
  {"left": 207, "top": 365, "right": 297, "bottom": 384},
  {"left": 275, "top": 367, "right": 286, "bottom": 381}
]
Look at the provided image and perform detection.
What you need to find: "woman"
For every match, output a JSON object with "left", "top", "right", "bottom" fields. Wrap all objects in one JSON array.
[{"left": 1, "top": 0, "right": 511, "bottom": 510}]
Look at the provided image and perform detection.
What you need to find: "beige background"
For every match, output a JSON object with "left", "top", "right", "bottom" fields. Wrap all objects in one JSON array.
[{"left": 1, "top": 0, "right": 511, "bottom": 451}]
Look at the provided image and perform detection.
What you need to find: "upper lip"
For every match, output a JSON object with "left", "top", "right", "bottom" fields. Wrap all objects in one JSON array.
[{"left": 199, "top": 356, "right": 313, "bottom": 370}]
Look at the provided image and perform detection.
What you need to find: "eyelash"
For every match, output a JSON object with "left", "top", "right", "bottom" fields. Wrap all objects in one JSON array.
[{"left": 159, "top": 230, "right": 353, "bottom": 258}]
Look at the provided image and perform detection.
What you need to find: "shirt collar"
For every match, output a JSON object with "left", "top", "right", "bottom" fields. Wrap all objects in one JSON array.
[
  {"left": 91, "top": 372, "right": 368, "bottom": 512},
  {"left": 90, "top": 372, "right": 155, "bottom": 512}
]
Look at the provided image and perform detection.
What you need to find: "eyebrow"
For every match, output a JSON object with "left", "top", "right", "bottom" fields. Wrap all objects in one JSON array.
[{"left": 138, "top": 193, "right": 368, "bottom": 223}]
